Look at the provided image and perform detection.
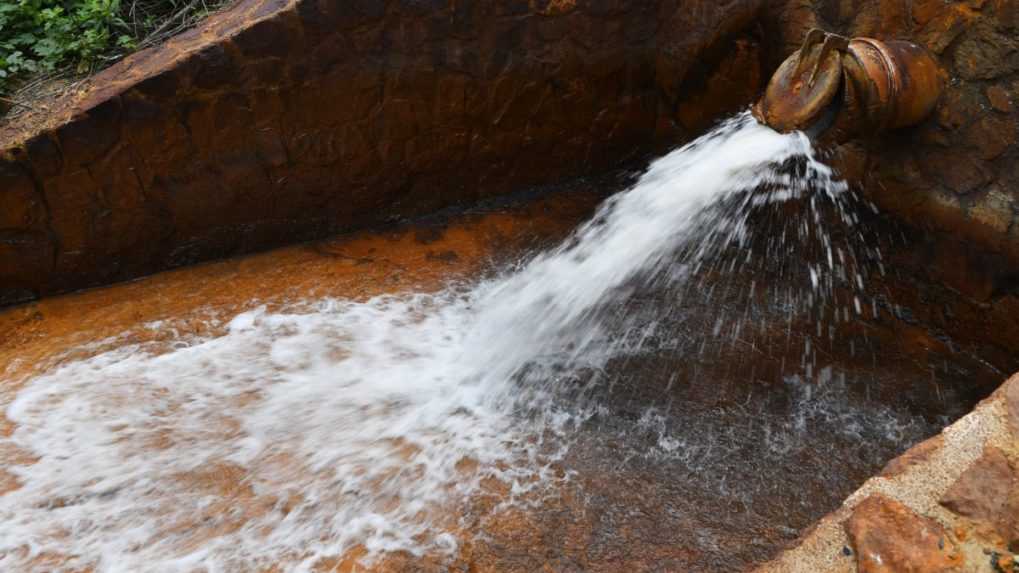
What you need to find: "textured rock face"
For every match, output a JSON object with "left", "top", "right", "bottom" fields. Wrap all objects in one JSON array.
[
  {"left": 846, "top": 496, "right": 961, "bottom": 573},
  {"left": 762, "top": 0, "right": 1019, "bottom": 299},
  {"left": 0, "top": 0, "right": 765, "bottom": 305},
  {"left": 940, "top": 446, "right": 1019, "bottom": 552},
  {"left": 940, "top": 446, "right": 1015, "bottom": 525}
]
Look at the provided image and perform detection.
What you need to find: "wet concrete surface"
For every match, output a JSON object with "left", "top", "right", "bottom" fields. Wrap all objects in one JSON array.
[{"left": 1, "top": 177, "right": 1016, "bottom": 572}]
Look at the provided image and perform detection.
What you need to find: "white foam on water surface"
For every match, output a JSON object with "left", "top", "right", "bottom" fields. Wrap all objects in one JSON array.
[{"left": 0, "top": 113, "right": 846, "bottom": 572}]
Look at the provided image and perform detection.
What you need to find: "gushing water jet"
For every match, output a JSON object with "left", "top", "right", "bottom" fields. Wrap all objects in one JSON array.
[{"left": 753, "top": 28, "right": 944, "bottom": 143}]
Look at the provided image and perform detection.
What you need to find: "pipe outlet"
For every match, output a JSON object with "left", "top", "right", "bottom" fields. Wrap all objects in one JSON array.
[{"left": 752, "top": 29, "right": 944, "bottom": 143}]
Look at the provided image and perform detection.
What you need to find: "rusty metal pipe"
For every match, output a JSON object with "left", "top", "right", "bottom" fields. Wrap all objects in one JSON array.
[
  {"left": 847, "top": 38, "right": 942, "bottom": 130},
  {"left": 753, "top": 29, "right": 944, "bottom": 143}
]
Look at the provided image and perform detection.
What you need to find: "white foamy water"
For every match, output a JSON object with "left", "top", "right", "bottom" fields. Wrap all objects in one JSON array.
[{"left": 0, "top": 113, "right": 846, "bottom": 572}]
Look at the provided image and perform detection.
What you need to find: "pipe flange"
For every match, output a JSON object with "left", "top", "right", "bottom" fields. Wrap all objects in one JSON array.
[{"left": 754, "top": 29, "right": 845, "bottom": 133}]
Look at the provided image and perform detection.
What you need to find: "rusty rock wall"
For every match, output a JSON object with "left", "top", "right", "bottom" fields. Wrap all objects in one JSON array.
[
  {"left": 763, "top": 0, "right": 1019, "bottom": 299},
  {"left": 0, "top": 0, "right": 765, "bottom": 305}
]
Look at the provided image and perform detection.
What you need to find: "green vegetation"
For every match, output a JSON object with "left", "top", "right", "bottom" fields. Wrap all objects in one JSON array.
[{"left": 0, "top": 0, "right": 224, "bottom": 97}]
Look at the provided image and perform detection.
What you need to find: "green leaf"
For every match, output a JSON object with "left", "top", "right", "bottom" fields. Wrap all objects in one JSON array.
[{"left": 1, "top": 0, "right": 229, "bottom": 98}]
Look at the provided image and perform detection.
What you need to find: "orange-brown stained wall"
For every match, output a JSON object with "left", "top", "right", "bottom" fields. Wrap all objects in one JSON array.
[
  {"left": 0, "top": 0, "right": 766, "bottom": 306},
  {"left": 762, "top": 0, "right": 1019, "bottom": 300}
]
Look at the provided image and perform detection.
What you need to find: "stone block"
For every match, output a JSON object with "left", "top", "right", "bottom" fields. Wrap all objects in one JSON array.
[{"left": 846, "top": 495, "right": 962, "bottom": 573}]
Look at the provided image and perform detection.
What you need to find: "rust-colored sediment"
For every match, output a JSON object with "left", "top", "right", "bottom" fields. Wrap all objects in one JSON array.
[
  {"left": 0, "top": 191, "right": 599, "bottom": 572},
  {"left": 4, "top": 186, "right": 1019, "bottom": 572},
  {"left": 0, "top": 192, "right": 598, "bottom": 384}
]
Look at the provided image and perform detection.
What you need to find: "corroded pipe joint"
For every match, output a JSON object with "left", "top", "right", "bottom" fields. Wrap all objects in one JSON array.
[
  {"left": 753, "top": 29, "right": 944, "bottom": 143},
  {"left": 844, "top": 39, "right": 942, "bottom": 131}
]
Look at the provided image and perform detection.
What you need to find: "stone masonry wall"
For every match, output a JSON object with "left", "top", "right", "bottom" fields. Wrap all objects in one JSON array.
[
  {"left": 0, "top": 0, "right": 765, "bottom": 305},
  {"left": 763, "top": 0, "right": 1019, "bottom": 300}
]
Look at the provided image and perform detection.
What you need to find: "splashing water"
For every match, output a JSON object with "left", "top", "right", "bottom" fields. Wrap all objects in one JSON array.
[{"left": 0, "top": 113, "right": 858, "bottom": 571}]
